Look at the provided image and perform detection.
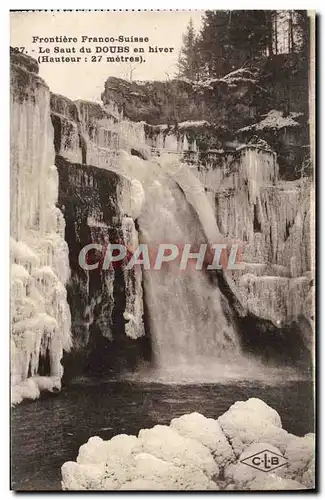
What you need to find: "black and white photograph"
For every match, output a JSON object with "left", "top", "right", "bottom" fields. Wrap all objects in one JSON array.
[{"left": 9, "top": 9, "right": 315, "bottom": 491}]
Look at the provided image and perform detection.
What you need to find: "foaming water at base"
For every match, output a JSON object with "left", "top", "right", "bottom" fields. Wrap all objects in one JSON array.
[{"left": 124, "top": 357, "right": 310, "bottom": 385}]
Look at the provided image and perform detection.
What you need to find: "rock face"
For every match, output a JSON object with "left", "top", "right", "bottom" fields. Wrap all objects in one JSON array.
[
  {"left": 61, "top": 398, "right": 315, "bottom": 491},
  {"left": 50, "top": 94, "right": 120, "bottom": 169},
  {"left": 102, "top": 57, "right": 310, "bottom": 176},
  {"left": 56, "top": 156, "right": 146, "bottom": 375},
  {"left": 10, "top": 53, "right": 71, "bottom": 403},
  {"left": 50, "top": 94, "right": 147, "bottom": 376},
  {"left": 101, "top": 69, "right": 262, "bottom": 131}
]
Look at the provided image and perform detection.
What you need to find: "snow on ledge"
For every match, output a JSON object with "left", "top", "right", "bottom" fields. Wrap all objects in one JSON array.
[
  {"left": 238, "top": 110, "right": 303, "bottom": 133},
  {"left": 61, "top": 398, "right": 314, "bottom": 491}
]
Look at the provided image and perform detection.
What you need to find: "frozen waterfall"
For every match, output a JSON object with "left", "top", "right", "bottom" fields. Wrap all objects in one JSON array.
[
  {"left": 114, "top": 151, "right": 241, "bottom": 374},
  {"left": 10, "top": 65, "right": 71, "bottom": 404}
]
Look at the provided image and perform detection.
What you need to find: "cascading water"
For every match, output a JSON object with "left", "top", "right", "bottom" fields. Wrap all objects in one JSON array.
[
  {"left": 113, "top": 149, "right": 305, "bottom": 382},
  {"left": 111, "top": 151, "right": 243, "bottom": 378},
  {"left": 139, "top": 165, "right": 240, "bottom": 367}
]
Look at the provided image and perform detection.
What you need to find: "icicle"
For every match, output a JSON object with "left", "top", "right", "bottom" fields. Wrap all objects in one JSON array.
[
  {"left": 10, "top": 66, "right": 72, "bottom": 403},
  {"left": 156, "top": 131, "right": 164, "bottom": 150},
  {"left": 183, "top": 134, "right": 189, "bottom": 151},
  {"left": 164, "top": 134, "right": 178, "bottom": 152},
  {"left": 122, "top": 217, "right": 145, "bottom": 340}
]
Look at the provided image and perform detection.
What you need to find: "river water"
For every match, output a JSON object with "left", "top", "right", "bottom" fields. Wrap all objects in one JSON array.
[{"left": 11, "top": 379, "right": 314, "bottom": 491}]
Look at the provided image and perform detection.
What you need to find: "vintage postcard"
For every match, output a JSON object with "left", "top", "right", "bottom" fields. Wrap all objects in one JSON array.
[{"left": 10, "top": 10, "right": 315, "bottom": 491}]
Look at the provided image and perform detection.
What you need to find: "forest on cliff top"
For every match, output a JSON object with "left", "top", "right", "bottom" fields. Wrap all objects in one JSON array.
[{"left": 177, "top": 10, "right": 309, "bottom": 81}]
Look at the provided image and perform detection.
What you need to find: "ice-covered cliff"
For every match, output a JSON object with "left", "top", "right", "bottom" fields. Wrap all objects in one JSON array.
[
  {"left": 50, "top": 94, "right": 147, "bottom": 376},
  {"left": 204, "top": 146, "right": 314, "bottom": 346},
  {"left": 183, "top": 145, "right": 313, "bottom": 356},
  {"left": 10, "top": 53, "right": 72, "bottom": 403}
]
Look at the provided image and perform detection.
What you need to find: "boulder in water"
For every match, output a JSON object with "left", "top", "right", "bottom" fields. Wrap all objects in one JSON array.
[{"left": 61, "top": 398, "right": 315, "bottom": 491}]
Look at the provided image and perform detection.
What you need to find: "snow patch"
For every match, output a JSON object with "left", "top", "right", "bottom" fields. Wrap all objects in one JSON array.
[
  {"left": 170, "top": 412, "right": 234, "bottom": 468},
  {"left": 239, "top": 110, "right": 303, "bottom": 133},
  {"left": 61, "top": 398, "right": 315, "bottom": 491}
]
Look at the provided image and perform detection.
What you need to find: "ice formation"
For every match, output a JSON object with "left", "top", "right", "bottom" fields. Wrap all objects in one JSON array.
[
  {"left": 192, "top": 144, "right": 313, "bottom": 329},
  {"left": 11, "top": 57, "right": 71, "bottom": 403},
  {"left": 61, "top": 398, "right": 315, "bottom": 491},
  {"left": 122, "top": 216, "right": 145, "bottom": 340},
  {"left": 113, "top": 151, "right": 241, "bottom": 369}
]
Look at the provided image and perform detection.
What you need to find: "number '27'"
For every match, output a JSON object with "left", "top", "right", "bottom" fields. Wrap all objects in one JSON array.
[{"left": 10, "top": 47, "right": 26, "bottom": 54}]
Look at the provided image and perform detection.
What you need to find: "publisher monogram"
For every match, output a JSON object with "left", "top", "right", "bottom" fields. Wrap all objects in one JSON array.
[{"left": 240, "top": 449, "right": 288, "bottom": 473}]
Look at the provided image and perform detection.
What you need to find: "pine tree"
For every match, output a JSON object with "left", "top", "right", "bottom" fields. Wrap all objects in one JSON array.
[
  {"left": 178, "top": 18, "right": 200, "bottom": 80},
  {"left": 198, "top": 11, "right": 232, "bottom": 78},
  {"left": 293, "top": 10, "right": 309, "bottom": 59},
  {"left": 195, "top": 11, "right": 271, "bottom": 78},
  {"left": 228, "top": 11, "right": 270, "bottom": 63}
]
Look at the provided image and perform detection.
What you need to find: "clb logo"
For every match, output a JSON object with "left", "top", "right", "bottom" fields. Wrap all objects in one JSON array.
[{"left": 240, "top": 449, "right": 288, "bottom": 472}]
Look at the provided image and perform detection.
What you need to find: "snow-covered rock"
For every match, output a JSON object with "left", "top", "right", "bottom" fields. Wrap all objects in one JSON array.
[
  {"left": 61, "top": 398, "right": 315, "bottom": 491},
  {"left": 284, "top": 433, "right": 315, "bottom": 484},
  {"left": 138, "top": 424, "right": 218, "bottom": 478},
  {"left": 170, "top": 412, "right": 234, "bottom": 468},
  {"left": 218, "top": 398, "right": 315, "bottom": 488},
  {"left": 224, "top": 442, "right": 286, "bottom": 487},
  {"left": 131, "top": 452, "right": 217, "bottom": 490},
  {"left": 61, "top": 431, "right": 218, "bottom": 491},
  {"left": 11, "top": 378, "right": 40, "bottom": 406},
  {"left": 129, "top": 179, "right": 145, "bottom": 219},
  {"left": 11, "top": 375, "right": 62, "bottom": 406},
  {"left": 247, "top": 475, "right": 306, "bottom": 491},
  {"left": 119, "top": 478, "right": 164, "bottom": 491},
  {"left": 238, "top": 110, "right": 302, "bottom": 133},
  {"left": 218, "top": 397, "right": 287, "bottom": 456}
]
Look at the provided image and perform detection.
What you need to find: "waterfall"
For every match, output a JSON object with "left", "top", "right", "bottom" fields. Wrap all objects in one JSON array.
[
  {"left": 114, "top": 151, "right": 242, "bottom": 375},
  {"left": 115, "top": 151, "right": 307, "bottom": 383}
]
